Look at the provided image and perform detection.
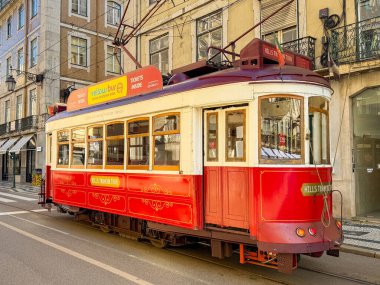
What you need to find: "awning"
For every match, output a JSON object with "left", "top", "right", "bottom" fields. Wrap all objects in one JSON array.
[
  {"left": 0, "top": 139, "right": 8, "bottom": 148},
  {"left": 9, "top": 134, "right": 35, "bottom": 154},
  {"left": 0, "top": 137, "right": 20, "bottom": 154}
]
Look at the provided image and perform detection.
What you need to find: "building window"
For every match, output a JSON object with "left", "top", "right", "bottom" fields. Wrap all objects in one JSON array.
[
  {"left": 17, "top": 48, "right": 24, "bottom": 74},
  {"left": 16, "top": 95, "right": 23, "bottom": 120},
  {"left": 357, "top": 0, "right": 380, "bottom": 21},
  {"left": 71, "top": 128, "right": 85, "bottom": 167},
  {"left": 28, "top": 89, "right": 37, "bottom": 116},
  {"left": 153, "top": 113, "right": 180, "bottom": 170},
  {"left": 5, "top": 100, "right": 10, "bottom": 123},
  {"left": 149, "top": 34, "right": 169, "bottom": 74},
  {"left": 196, "top": 11, "right": 222, "bottom": 62},
  {"left": 57, "top": 130, "right": 70, "bottom": 167},
  {"left": 72, "top": 0, "right": 88, "bottom": 17},
  {"left": 106, "top": 46, "right": 121, "bottom": 74},
  {"left": 263, "top": 26, "right": 297, "bottom": 44},
  {"left": 127, "top": 118, "right": 149, "bottom": 169},
  {"left": 71, "top": 36, "right": 87, "bottom": 67},
  {"left": 31, "top": 0, "right": 38, "bottom": 18},
  {"left": 261, "top": 0, "right": 297, "bottom": 44},
  {"left": 88, "top": 125, "right": 103, "bottom": 168},
  {"left": 7, "top": 16, "right": 12, "bottom": 38},
  {"left": 30, "top": 38, "right": 38, "bottom": 67},
  {"left": 18, "top": 5, "right": 25, "bottom": 29},
  {"left": 107, "top": 1, "right": 121, "bottom": 26},
  {"left": 106, "top": 122, "right": 124, "bottom": 168},
  {"left": 6, "top": 57, "right": 11, "bottom": 77}
]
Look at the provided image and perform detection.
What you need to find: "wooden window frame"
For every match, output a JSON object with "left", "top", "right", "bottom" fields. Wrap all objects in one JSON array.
[
  {"left": 152, "top": 112, "right": 180, "bottom": 171},
  {"left": 57, "top": 130, "right": 70, "bottom": 168},
  {"left": 105, "top": 121, "right": 125, "bottom": 170},
  {"left": 309, "top": 100, "right": 330, "bottom": 165},
  {"left": 258, "top": 94, "right": 304, "bottom": 165},
  {"left": 206, "top": 112, "right": 219, "bottom": 162},
  {"left": 225, "top": 109, "right": 246, "bottom": 162},
  {"left": 70, "top": 128, "right": 85, "bottom": 169},
  {"left": 127, "top": 117, "right": 150, "bottom": 170},
  {"left": 87, "top": 124, "right": 104, "bottom": 169}
]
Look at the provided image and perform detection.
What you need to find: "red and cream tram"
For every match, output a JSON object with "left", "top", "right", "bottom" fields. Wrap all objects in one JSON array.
[{"left": 41, "top": 39, "right": 342, "bottom": 273}]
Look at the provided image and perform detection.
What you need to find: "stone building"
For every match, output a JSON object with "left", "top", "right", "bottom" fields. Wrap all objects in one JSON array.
[
  {"left": 121, "top": 0, "right": 379, "bottom": 220},
  {"left": 0, "top": 0, "right": 125, "bottom": 185}
]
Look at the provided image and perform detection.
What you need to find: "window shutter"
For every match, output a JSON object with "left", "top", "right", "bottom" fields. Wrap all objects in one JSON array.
[{"left": 261, "top": 0, "right": 297, "bottom": 35}]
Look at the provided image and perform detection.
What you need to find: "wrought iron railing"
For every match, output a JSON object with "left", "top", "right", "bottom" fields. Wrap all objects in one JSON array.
[
  {"left": 21, "top": 116, "right": 38, "bottom": 131},
  {"left": 0, "top": 116, "right": 38, "bottom": 136},
  {"left": 0, "top": 0, "right": 10, "bottom": 11},
  {"left": 282, "top": 36, "right": 316, "bottom": 68},
  {"left": 331, "top": 16, "right": 380, "bottom": 65}
]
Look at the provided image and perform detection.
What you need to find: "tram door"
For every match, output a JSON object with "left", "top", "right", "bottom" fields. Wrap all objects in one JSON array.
[{"left": 203, "top": 107, "right": 249, "bottom": 230}]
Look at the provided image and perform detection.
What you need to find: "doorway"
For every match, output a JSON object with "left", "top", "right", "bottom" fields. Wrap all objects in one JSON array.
[
  {"left": 353, "top": 87, "right": 380, "bottom": 218},
  {"left": 203, "top": 106, "right": 249, "bottom": 230},
  {"left": 26, "top": 139, "right": 36, "bottom": 183},
  {"left": 2, "top": 154, "right": 8, "bottom": 181}
]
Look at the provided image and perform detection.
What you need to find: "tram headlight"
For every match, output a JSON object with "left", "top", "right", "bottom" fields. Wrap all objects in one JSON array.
[{"left": 296, "top": 228, "right": 305, "bottom": 237}]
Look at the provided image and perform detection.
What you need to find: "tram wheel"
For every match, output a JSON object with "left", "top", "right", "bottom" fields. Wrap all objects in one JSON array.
[
  {"left": 100, "top": 225, "right": 111, "bottom": 233},
  {"left": 150, "top": 239, "right": 168, "bottom": 248}
]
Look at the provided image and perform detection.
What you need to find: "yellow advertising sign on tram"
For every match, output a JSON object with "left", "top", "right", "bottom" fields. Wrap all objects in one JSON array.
[{"left": 88, "top": 76, "right": 127, "bottom": 106}]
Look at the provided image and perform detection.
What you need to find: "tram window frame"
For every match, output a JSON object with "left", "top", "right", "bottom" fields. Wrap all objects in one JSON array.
[
  {"left": 309, "top": 97, "right": 330, "bottom": 165},
  {"left": 127, "top": 117, "right": 150, "bottom": 170},
  {"left": 206, "top": 112, "right": 218, "bottom": 162},
  {"left": 105, "top": 121, "right": 125, "bottom": 169},
  {"left": 258, "top": 95, "right": 304, "bottom": 165},
  {"left": 57, "top": 130, "right": 70, "bottom": 168},
  {"left": 152, "top": 112, "right": 180, "bottom": 171},
  {"left": 87, "top": 125, "right": 104, "bottom": 169},
  {"left": 225, "top": 109, "right": 246, "bottom": 162},
  {"left": 71, "top": 128, "right": 86, "bottom": 168}
]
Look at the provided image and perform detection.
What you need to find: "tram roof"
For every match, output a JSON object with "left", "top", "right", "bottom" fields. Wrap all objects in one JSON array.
[{"left": 47, "top": 64, "right": 330, "bottom": 123}]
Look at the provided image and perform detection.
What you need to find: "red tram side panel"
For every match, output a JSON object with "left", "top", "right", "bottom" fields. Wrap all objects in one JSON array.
[{"left": 51, "top": 171, "right": 203, "bottom": 229}]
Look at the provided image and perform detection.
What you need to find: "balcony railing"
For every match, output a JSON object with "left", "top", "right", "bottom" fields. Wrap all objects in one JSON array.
[
  {"left": 0, "top": 116, "right": 38, "bottom": 136},
  {"left": 0, "top": 0, "right": 10, "bottom": 11},
  {"left": 282, "top": 36, "right": 316, "bottom": 68},
  {"left": 331, "top": 16, "right": 380, "bottom": 65}
]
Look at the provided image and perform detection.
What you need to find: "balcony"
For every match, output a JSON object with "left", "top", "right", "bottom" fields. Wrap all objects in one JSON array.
[
  {"left": 0, "top": 116, "right": 38, "bottom": 136},
  {"left": 331, "top": 16, "right": 380, "bottom": 65},
  {"left": 282, "top": 36, "right": 316, "bottom": 68}
]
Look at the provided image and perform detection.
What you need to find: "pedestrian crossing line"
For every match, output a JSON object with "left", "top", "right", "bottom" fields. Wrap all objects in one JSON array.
[
  {"left": 0, "top": 197, "right": 16, "bottom": 203},
  {"left": 0, "top": 209, "right": 48, "bottom": 216},
  {"left": 0, "top": 192, "right": 37, "bottom": 201}
]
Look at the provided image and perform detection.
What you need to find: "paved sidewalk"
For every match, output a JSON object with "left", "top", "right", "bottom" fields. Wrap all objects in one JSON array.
[
  {"left": 0, "top": 181, "right": 379, "bottom": 258},
  {"left": 0, "top": 181, "right": 40, "bottom": 193}
]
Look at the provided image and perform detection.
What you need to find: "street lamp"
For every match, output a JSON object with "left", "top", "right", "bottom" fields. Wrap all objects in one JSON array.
[
  {"left": 5, "top": 75, "right": 16, "bottom": 92},
  {"left": 5, "top": 68, "right": 44, "bottom": 92}
]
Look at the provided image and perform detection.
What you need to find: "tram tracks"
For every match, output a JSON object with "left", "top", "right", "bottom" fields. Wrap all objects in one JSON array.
[{"left": 1, "top": 201, "right": 378, "bottom": 285}]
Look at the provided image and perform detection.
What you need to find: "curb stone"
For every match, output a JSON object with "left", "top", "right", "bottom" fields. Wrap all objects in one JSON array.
[{"left": 341, "top": 244, "right": 380, "bottom": 259}]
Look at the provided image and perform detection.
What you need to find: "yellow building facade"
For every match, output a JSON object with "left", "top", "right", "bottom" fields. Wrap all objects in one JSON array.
[{"left": 122, "top": 0, "right": 379, "bottom": 220}]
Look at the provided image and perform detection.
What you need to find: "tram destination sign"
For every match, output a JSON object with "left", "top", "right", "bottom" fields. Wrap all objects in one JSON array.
[
  {"left": 301, "top": 182, "right": 332, "bottom": 196},
  {"left": 67, "top": 65, "right": 163, "bottom": 112}
]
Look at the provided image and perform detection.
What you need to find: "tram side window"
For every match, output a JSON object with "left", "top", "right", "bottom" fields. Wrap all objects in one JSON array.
[
  {"left": 309, "top": 97, "right": 329, "bottom": 164},
  {"left": 57, "top": 130, "right": 70, "bottom": 166},
  {"left": 153, "top": 113, "right": 180, "bottom": 170},
  {"left": 71, "top": 128, "right": 85, "bottom": 167},
  {"left": 207, "top": 112, "right": 218, "bottom": 161},
  {"left": 226, "top": 110, "right": 246, "bottom": 161},
  {"left": 106, "top": 122, "right": 124, "bottom": 168},
  {"left": 127, "top": 119, "right": 149, "bottom": 169},
  {"left": 260, "top": 97, "right": 303, "bottom": 163},
  {"left": 88, "top": 125, "right": 104, "bottom": 168}
]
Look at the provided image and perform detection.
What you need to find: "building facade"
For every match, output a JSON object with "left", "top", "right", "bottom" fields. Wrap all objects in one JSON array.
[
  {"left": 0, "top": 0, "right": 125, "bottom": 185},
  {"left": 122, "top": 0, "right": 379, "bottom": 220}
]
